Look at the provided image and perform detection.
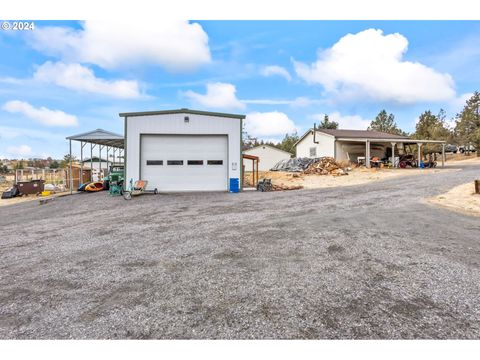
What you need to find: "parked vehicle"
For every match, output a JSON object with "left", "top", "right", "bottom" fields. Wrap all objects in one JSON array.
[
  {"left": 459, "top": 145, "right": 477, "bottom": 153},
  {"left": 103, "top": 165, "right": 124, "bottom": 190},
  {"left": 398, "top": 154, "right": 418, "bottom": 168},
  {"left": 444, "top": 144, "right": 458, "bottom": 153}
]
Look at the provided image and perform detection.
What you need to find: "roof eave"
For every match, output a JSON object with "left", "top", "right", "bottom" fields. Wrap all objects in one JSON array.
[{"left": 119, "top": 108, "right": 246, "bottom": 120}]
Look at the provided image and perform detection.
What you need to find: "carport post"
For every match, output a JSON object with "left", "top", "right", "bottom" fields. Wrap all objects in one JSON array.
[
  {"left": 106, "top": 146, "right": 110, "bottom": 176},
  {"left": 442, "top": 143, "right": 445, "bottom": 168},
  {"left": 417, "top": 143, "right": 422, "bottom": 167},
  {"left": 391, "top": 142, "right": 396, "bottom": 168},
  {"left": 366, "top": 140, "right": 371, "bottom": 168},
  {"left": 98, "top": 145, "right": 101, "bottom": 180},
  {"left": 80, "top": 141, "right": 83, "bottom": 185},
  {"left": 90, "top": 143, "right": 93, "bottom": 182},
  {"left": 69, "top": 139, "right": 73, "bottom": 194}
]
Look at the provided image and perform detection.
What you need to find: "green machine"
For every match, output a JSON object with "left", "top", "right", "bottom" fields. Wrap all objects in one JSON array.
[
  {"left": 109, "top": 173, "right": 123, "bottom": 196},
  {"left": 104, "top": 165, "right": 125, "bottom": 196}
]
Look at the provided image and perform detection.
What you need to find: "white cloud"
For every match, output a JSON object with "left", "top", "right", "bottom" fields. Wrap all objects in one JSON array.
[
  {"left": 29, "top": 20, "right": 211, "bottom": 72},
  {"left": 245, "top": 111, "right": 297, "bottom": 138},
  {"left": 310, "top": 112, "right": 370, "bottom": 130},
  {"left": 6, "top": 145, "right": 32, "bottom": 157},
  {"left": 242, "top": 96, "right": 322, "bottom": 107},
  {"left": 294, "top": 28, "right": 456, "bottom": 103},
  {"left": 260, "top": 65, "right": 292, "bottom": 81},
  {"left": 183, "top": 82, "right": 245, "bottom": 110},
  {"left": 0, "top": 125, "right": 64, "bottom": 141},
  {"left": 2, "top": 100, "right": 78, "bottom": 127},
  {"left": 450, "top": 92, "right": 473, "bottom": 112},
  {"left": 34, "top": 61, "right": 141, "bottom": 99},
  {"left": 0, "top": 77, "right": 24, "bottom": 85}
]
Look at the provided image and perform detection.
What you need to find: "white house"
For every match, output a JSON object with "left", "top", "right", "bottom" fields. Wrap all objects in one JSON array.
[
  {"left": 243, "top": 145, "right": 292, "bottom": 171},
  {"left": 120, "top": 108, "right": 244, "bottom": 192},
  {"left": 295, "top": 128, "right": 447, "bottom": 168}
]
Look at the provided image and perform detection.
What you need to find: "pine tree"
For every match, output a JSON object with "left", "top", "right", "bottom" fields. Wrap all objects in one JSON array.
[
  {"left": 318, "top": 115, "right": 339, "bottom": 129},
  {"left": 413, "top": 109, "right": 451, "bottom": 155},
  {"left": 455, "top": 91, "right": 480, "bottom": 156},
  {"left": 275, "top": 132, "right": 299, "bottom": 154},
  {"left": 368, "top": 110, "right": 407, "bottom": 136}
]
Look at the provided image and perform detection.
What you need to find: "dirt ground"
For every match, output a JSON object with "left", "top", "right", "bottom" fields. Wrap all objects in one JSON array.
[
  {"left": 244, "top": 155, "right": 480, "bottom": 190},
  {"left": 0, "top": 180, "right": 70, "bottom": 207},
  {"left": 1, "top": 159, "right": 480, "bottom": 339},
  {"left": 244, "top": 167, "right": 454, "bottom": 190},
  {"left": 428, "top": 182, "right": 480, "bottom": 217},
  {"left": 445, "top": 152, "right": 480, "bottom": 162}
]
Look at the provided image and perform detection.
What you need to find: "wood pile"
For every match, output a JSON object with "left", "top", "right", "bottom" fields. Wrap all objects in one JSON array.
[{"left": 303, "top": 157, "right": 348, "bottom": 176}]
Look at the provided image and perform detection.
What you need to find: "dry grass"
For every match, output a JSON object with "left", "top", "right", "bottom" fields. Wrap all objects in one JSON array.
[{"left": 427, "top": 182, "right": 480, "bottom": 217}]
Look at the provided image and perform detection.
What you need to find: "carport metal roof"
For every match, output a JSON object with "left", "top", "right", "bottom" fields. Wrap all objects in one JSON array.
[
  {"left": 66, "top": 128, "right": 124, "bottom": 149},
  {"left": 66, "top": 129, "right": 125, "bottom": 194}
]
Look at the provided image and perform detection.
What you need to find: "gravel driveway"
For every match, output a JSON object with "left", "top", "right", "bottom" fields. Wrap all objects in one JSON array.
[{"left": 1, "top": 162, "right": 479, "bottom": 339}]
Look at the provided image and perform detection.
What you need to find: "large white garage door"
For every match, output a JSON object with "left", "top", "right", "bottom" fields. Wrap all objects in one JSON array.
[{"left": 140, "top": 135, "right": 228, "bottom": 192}]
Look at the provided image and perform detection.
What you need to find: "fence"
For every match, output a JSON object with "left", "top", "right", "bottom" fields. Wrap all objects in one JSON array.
[{"left": 15, "top": 169, "right": 67, "bottom": 186}]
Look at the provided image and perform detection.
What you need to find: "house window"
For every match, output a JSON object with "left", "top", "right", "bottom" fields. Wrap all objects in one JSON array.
[
  {"left": 146, "top": 160, "right": 163, "bottom": 165},
  {"left": 309, "top": 147, "right": 317, "bottom": 157},
  {"left": 167, "top": 160, "right": 183, "bottom": 165},
  {"left": 207, "top": 160, "right": 223, "bottom": 165},
  {"left": 187, "top": 160, "right": 203, "bottom": 165}
]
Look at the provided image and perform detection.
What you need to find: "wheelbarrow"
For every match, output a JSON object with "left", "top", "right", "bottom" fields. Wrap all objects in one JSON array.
[{"left": 123, "top": 179, "right": 158, "bottom": 200}]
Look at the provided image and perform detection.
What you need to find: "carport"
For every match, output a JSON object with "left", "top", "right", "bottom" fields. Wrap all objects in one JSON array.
[
  {"left": 335, "top": 137, "right": 447, "bottom": 168},
  {"left": 242, "top": 153, "right": 259, "bottom": 189},
  {"left": 66, "top": 129, "right": 124, "bottom": 193}
]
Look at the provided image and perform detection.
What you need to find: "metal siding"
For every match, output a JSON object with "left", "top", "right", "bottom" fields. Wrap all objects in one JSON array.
[
  {"left": 126, "top": 113, "right": 241, "bottom": 191},
  {"left": 243, "top": 146, "right": 291, "bottom": 171},
  {"left": 295, "top": 132, "right": 335, "bottom": 158}
]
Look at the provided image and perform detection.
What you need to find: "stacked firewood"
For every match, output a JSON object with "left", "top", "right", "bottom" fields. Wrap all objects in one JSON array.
[{"left": 303, "top": 157, "right": 348, "bottom": 176}]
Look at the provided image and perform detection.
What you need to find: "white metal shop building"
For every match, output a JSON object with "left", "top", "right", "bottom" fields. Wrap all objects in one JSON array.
[{"left": 120, "top": 109, "right": 245, "bottom": 192}]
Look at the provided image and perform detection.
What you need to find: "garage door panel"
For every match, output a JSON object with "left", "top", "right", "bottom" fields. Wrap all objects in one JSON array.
[{"left": 141, "top": 135, "right": 228, "bottom": 191}]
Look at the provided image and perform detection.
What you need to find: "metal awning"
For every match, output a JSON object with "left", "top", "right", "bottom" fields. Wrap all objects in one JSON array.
[
  {"left": 336, "top": 137, "right": 446, "bottom": 144},
  {"left": 66, "top": 129, "right": 125, "bottom": 193},
  {"left": 66, "top": 128, "right": 124, "bottom": 148}
]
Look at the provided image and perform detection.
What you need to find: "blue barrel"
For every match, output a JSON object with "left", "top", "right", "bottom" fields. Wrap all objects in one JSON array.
[{"left": 229, "top": 178, "right": 239, "bottom": 193}]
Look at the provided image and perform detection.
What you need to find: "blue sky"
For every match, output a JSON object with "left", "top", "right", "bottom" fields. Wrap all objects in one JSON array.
[{"left": 1, "top": 20, "right": 480, "bottom": 159}]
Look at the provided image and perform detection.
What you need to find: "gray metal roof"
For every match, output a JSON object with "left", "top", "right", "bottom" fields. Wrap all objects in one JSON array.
[
  {"left": 317, "top": 129, "right": 409, "bottom": 139},
  {"left": 66, "top": 128, "right": 124, "bottom": 148},
  {"left": 118, "top": 108, "right": 246, "bottom": 119},
  {"left": 295, "top": 128, "right": 409, "bottom": 146},
  {"left": 243, "top": 144, "right": 293, "bottom": 156}
]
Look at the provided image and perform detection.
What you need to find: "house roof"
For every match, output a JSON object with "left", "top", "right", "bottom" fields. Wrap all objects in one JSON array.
[
  {"left": 243, "top": 144, "right": 293, "bottom": 156},
  {"left": 66, "top": 129, "right": 124, "bottom": 148},
  {"left": 295, "top": 128, "right": 409, "bottom": 147},
  {"left": 119, "top": 108, "right": 246, "bottom": 119},
  {"left": 316, "top": 129, "right": 408, "bottom": 139}
]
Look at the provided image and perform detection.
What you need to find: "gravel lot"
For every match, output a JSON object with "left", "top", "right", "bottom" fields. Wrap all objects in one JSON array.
[{"left": 1, "top": 162, "right": 480, "bottom": 339}]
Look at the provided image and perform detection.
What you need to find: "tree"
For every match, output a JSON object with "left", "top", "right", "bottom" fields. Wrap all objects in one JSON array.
[
  {"left": 33, "top": 159, "right": 45, "bottom": 169},
  {"left": 368, "top": 110, "right": 407, "bottom": 136},
  {"left": 454, "top": 91, "right": 480, "bottom": 156},
  {"left": 50, "top": 160, "right": 60, "bottom": 169},
  {"left": 60, "top": 154, "right": 77, "bottom": 168},
  {"left": 413, "top": 109, "right": 451, "bottom": 155},
  {"left": 318, "top": 115, "right": 339, "bottom": 129},
  {"left": 14, "top": 161, "right": 24, "bottom": 170},
  {"left": 0, "top": 165, "right": 8, "bottom": 174},
  {"left": 275, "top": 132, "right": 299, "bottom": 155}
]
